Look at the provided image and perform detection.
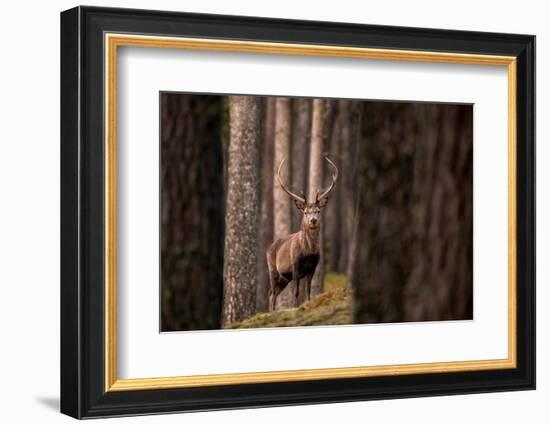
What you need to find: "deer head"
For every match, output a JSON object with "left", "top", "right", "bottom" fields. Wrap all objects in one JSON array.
[{"left": 277, "top": 156, "right": 339, "bottom": 230}]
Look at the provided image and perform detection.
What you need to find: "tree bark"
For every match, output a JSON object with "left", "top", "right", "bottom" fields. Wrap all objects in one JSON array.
[
  {"left": 353, "top": 103, "right": 417, "bottom": 323},
  {"left": 345, "top": 102, "right": 364, "bottom": 281},
  {"left": 291, "top": 98, "right": 312, "bottom": 230},
  {"left": 273, "top": 97, "right": 295, "bottom": 309},
  {"left": 160, "top": 93, "right": 224, "bottom": 331},
  {"left": 325, "top": 103, "right": 341, "bottom": 272},
  {"left": 308, "top": 98, "right": 326, "bottom": 296},
  {"left": 222, "top": 96, "right": 262, "bottom": 326},
  {"left": 256, "top": 97, "right": 275, "bottom": 312},
  {"left": 338, "top": 101, "right": 362, "bottom": 277},
  {"left": 273, "top": 98, "right": 293, "bottom": 239}
]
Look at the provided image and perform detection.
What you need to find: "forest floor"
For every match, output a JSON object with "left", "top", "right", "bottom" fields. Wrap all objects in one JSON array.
[{"left": 229, "top": 272, "right": 353, "bottom": 329}]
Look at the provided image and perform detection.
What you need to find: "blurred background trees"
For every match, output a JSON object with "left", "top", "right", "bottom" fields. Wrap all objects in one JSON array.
[
  {"left": 353, "top": 102, "right": 473, "bottom": 323},
  {"left": 160, "top": 93, "right": 473, "bottom": 331}
]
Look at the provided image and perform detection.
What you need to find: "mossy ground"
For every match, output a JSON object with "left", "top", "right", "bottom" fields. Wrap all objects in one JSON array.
[{"left": 228, "top": 272, "right": 352, "bottom": 329}]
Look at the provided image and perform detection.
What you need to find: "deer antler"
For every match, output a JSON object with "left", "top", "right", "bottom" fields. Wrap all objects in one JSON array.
[
  {"left": 316, "top": 156, "right": 339, "bottom": 202},
  {"left": 277, "top": 158, "right": 306, "bottom": 204}
]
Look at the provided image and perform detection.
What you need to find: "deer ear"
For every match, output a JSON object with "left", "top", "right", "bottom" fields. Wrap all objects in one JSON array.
[
  {"left": 317, "top": 196, "right": 329, "bottom": 208},
  {"left": 294, "top": 199, "right": 306, "bottom": 211}
]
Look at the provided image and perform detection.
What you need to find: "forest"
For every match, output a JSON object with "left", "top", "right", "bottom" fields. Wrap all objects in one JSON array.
[{"left": 160, "top": 93, "right": 473, "bottom": 332}]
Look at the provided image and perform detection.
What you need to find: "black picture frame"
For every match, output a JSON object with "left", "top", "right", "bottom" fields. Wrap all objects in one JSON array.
[{"left": 61, "top": 5, "right": 535, "bottom": 419}]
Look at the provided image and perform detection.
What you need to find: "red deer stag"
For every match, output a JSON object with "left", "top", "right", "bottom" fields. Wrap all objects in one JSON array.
[{"left": 266, "top": 156, "right": 338, "bottom": 311}]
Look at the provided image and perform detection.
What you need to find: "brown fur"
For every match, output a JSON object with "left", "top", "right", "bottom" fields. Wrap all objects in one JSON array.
[{"left": 266, "top": 203, "right": 326, "bottom": 311}]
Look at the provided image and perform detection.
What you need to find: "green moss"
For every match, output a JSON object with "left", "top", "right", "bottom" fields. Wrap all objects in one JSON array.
[
  {"left": 323, "top": 271, "right": 349, "bottom": 292},
  {"left": 228, "top": 273, "right": 353, "bottom": 329}
]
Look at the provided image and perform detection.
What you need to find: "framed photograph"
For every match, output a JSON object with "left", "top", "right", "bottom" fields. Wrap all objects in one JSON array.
[{"left": 60, "top": 6, "right": 535, "bottom": 419}]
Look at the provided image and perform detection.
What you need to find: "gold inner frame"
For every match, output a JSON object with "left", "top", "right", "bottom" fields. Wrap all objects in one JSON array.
[{"left": 104, "top": 33, "right": 517, "bottom": 392}]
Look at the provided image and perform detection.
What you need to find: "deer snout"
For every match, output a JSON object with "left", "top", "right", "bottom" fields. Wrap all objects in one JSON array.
[{"left": 309, "top": 217, "right": 318, "bottom": 225}]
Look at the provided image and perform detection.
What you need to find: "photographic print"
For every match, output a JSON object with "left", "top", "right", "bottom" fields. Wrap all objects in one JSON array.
[{"left": 160, "top": 93, "right": 473, "bottom": 332}]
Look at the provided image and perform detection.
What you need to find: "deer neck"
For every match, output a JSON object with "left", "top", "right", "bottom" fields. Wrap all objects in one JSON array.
[{"left": 299, "top": 223, "right": 321, "bottom": 255}]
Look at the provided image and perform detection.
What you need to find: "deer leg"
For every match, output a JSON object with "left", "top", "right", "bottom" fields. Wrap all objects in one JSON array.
[
  {"left": 292, "top": 263, "right": 301, "bottom": 301},
  {"left": 305, "top": 274, "right": 313, "bottom": 301},
  {"left": 271, "top": 285, "right": 282, "bottom": 311},
  {"left": 268, "top": 271, "right": 281, "bottom": 312}
]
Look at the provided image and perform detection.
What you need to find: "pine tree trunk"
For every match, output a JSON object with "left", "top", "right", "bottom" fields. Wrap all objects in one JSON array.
[
  {"left": 256, "top": 98, "right": 275, "bottom": 312},
  {"left": 339, "top": 101, "right": 362, "bottom": 277},
  {"left": 291, "top": 98, "right": 312, "bottom": 230},
  {"left": 308, "top": 98, "right": 326, "bottom": 296},
  {"left": 325, "top": 103, "right": 341, "bottom": 272},
  {"left": 353, "top": 103, "right": 410, "bottom": 323},
  {"left": 160, "top": 93, "right": 224, "bottom": 331},
  {"left": 222, "top": 96, "right": 262, "bottom": 326},
  {"left": 345, "top": 102, "right": 364, "bottom": 281},
  {"left": 273, "top": 97, "right": 295, "bottom": 309},
  {"left": 273, "top": 98, "right": 292, "bottom": 239}
]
